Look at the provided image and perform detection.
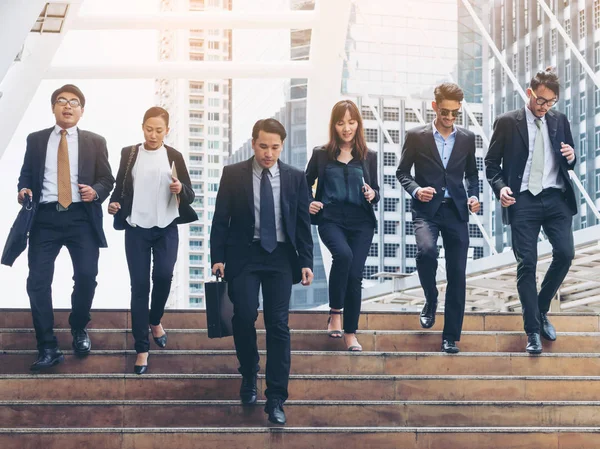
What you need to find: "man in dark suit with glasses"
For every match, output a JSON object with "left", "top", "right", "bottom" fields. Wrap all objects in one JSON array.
[
  {"left": 485, "top": 68, "right": 577, "bottom": 354},
  {"left": 397, "top": 82, "right": 480, "bottom": 354}
]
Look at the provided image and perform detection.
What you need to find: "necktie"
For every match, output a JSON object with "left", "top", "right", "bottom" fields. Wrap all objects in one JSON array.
[
  {"left": 57, "top": 129, "right": 72, "bottom": 208},
  {"left": 260, "top": 168, "right": 277, "bottom": 253},
  {"left": 528, "top": 118, "right": 545, "bottom": 196}
]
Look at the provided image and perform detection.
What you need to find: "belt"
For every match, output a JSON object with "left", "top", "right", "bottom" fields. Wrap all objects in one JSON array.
[
  {"left": 440, "top": 198, "right": 454, "bottom": 204},
  {"left": 38, "top": 202, "right": 84, "bottom": 212}
]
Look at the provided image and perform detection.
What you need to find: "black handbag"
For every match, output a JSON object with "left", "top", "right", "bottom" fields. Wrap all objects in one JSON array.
[
  {"left": 1, "top": 194, "right": 37, "bottom": 267},
  {"left": 204, "top": 273, "right": 234, "bottom": 338}
]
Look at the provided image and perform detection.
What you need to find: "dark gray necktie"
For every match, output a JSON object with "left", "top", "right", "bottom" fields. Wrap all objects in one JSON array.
[
  {"left": 260, "top": 168, "right": 277, "bottom": 253},
  {"left": 528, "top": 118, "right": 545, "bottom": 196}
]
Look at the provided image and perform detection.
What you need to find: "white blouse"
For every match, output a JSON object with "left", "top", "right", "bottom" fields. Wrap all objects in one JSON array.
[{"left": 127, "top": 144, "right": 180, "bottom": 229}]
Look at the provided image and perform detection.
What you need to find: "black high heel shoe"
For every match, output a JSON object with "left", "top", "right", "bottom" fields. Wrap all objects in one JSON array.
[
  {"left": 151, "top": 325, "right": 168, "bottom": 348},
  {"left": 327, "top": 310, "right": 343, "bottom": 338},
  {"left": 134, "top": 353, "right": 149, "bottom": 375}
]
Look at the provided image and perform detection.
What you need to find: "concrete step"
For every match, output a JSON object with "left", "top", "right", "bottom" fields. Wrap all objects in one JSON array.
[
  {"left": 1, "top": 309, "right": 599, "bottom": 332},
  {"left": 1, "top": 427, "right": 599, "bottom": 449},
  {"left": 2, "top": 328, "right": 598, "bottom": 353},
  {"left": 2, "top": 374, "right": 600, "bottom": 402},
  {"left": 2, "top": 350, "right": 600, "bottom": 376},
  {"left": 2, "top": 400, "right": 600, "bottom": 428}
]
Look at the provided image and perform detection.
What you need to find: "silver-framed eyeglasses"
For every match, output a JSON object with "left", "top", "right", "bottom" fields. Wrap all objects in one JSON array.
[
  {"left": 55, "top": 97, "right": 81, "bottom": 108},
  {"left": 530, "top": 90, "right": 557, "bottom": 107}
]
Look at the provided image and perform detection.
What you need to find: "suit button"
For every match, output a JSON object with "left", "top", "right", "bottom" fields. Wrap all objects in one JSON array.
[
  {"left": 518, "top": 175, "right": 522, "bottom": 179},
  {"left": 441, "top": 187, "right": 446, "bottom": 191}
]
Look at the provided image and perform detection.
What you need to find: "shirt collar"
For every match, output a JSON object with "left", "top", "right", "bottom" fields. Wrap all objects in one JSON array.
[
  {"left": 252, "top": 157, "right": 278, "bottom": 177},
  {"left": 525, "top": 105, "right": 546, "bottom": 124},
  {"left": 54, "top": 124, "right": 77, "bottom": 136},
  {"left": 432, "top": 120, "right": 456, "bottom": 138}
]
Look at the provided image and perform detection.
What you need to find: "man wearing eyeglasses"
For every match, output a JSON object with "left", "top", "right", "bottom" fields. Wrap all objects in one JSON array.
[
  {"left": 486, "top": 68, "right": 577, "bottom": 355},
  {"left": 397, "top": 82, "right": 479, "bottom": 354},
  {"left": 17, "top": 84, "right": 115, "bottom": 370}
]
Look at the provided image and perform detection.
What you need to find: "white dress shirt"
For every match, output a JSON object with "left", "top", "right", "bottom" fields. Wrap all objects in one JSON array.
[
  {"left": 521, "top": 107, "right": 564, "bottom": 192},
  {"left": 41, "top": 125, "right": 80, "bottom": 203},
  {"left": 252, "top": 158, "right": 286, "bottom": 243},
  {"left": 127, "top": 144, "right": 180, "bottom": 229}
]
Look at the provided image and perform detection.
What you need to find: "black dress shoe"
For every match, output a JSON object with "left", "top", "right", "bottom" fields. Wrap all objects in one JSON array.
[
  {"left": 30, "top": 348, "right": 64, "bottom": 371},
  {"left": 240, "top": 375, "right": 257, "bottom": 405},
  {"left": 526, "top": 333, "right": 543, "bottom": 354},
  {"left": 420, "top": 301, "right": 438, "bottom": 329},
  {"left": 540, "top": 313, "right": 557, "bottom": 341},
  {"left": 71, "top": 328, "right": 91, "bottom": 356},
  {"left": 264, "top": 399, "right": 286, "bottom": 425},
  {"left": 134, "top": 354, "right": 149, "bottom": 375},
  {"left": 441, "top": 339, "right": 460, "bottom": 354},
  {"left": 153, "top": 332, "right": 168, "bottom": 348}
]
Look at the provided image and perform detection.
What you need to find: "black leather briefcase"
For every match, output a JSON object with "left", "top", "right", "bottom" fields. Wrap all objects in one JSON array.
[
  {"left": 1, "top": 194, "right": 36, "bottom": 267},
  {"left": 204, "top": 274, "right": 234, "bottom": 338}
]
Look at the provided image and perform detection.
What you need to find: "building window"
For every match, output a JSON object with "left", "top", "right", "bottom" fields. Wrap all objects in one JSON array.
[
  {"left": 365, "top": 128, "right": 378, "bottom": 142},
  {"left": 383, "top": 220, "right": 398, "bottom": 235},
  {"left": 208, "top": 140, "right": 220, "bottom": 150},
  {"left": 512, "top": 53, "right": 518, "bottom": 74},
  {"left": 579, "top": 134, "right": 586, "bottom": 162},
  {"left": 581, "top": 215, "right": 587, "bottom": 229},
  {"left": 405, "top": 221, "right": 415, "bottom": 235},
  {"left": 468, "top": 112, "right": 483, "bottom": 127},
  {"left": 383, "top": 107, "right": 399, "bottom": 121},
  {"left": 477, "top": 202, "right": 484, "bottom": 216},
  {"left": 361, "top": 106, "right": 376, "bottom": 120},
  {"left": 565, "top": 99, "right": 572, "bottom": 121},
  {"left": 405, "top": 198, "right": 412, "bottom": 212},
  {"left": 384, "top": 243, "right": 399, "bottom": 258},
  {"left": 383, "top": 152, "right": 397, "bottom": 166},
  {"left": 476, "top": 156, "right": 484, "bottom": 171},
  {"left": 383, "top": 175, "right": 397, "bottom": 188},
  {"left": 596, "top": 169, "right": 600, "bottom": 193},
  {"left": 363, "top": 266, "right": 379, "bottom": 279},
  {"left": 537, "top": 37, "right": 544, "bottom": 66},
  {"left": 579, "top": 9, "right": 586, "bottom": 40},
  {"left": 368, "top": 243, "right": 378, "bottom": 257},
  {"left": 189, "top": 255, "right": 203, "bottom": 265},
  {"left": 565, "top": 59, "right": 572, "bottom": 87},
  {"left": 208, "top": 83, "right": 219, "bottom": 92},
  {"left": 525, "top": 45, "right": 530, "bottom": 73},
  {"left": 190, "top": 155, "right": 203, "bottom": 164},
  {"left": 190, "top": 241, "right": 203, "bottom": 250},
  {"left": 189, "top": 283, "right": 203, "bottom": 293},
  {"left": 473, "top": 247, "right": 484, "bottom": 259},
  {"left": 551, "top": 29, "right": 557, "bottom": 55},
  {"left": 189, "top": 81, "right": 204, "bottom": 92},
  {"left": 208, "top": 155, "right": 219, "bottom": 163},
  {"left": 384, "top": 266, "right": 401, "bottom": 274},
  {"left": 208, "top": 41, "right": 220, "bottom": 50},
  {"left": 580, "top": 50, "right": 586, "bottom": 80},
  {"left": 405, "top": 110, "right": 419, "bottom": 122},
  {"left": 565, "top": 19, "right": 571, "bottom": 42},
  {"left": 189, "top": 0, "right": 205, "bottom": 11},
  {"left": 190, "top": 53, "right": 204, "bottom": 61},
  {"left": 383, "top": 197, "right": 398, "bottom": 212},
  {"left": 208, "top": 112, "right": 220, "bottom": 121},
  {"left": 190, "top": 169, "right": 202, "bottom": 180},
  {"left": 386, "top": 129, "right": 399, "bottom": 144},
  {"left": 405, "top": 244, "right": 418, "bottom": 258},
  {"left": 468, "top": 224, "right": 483, "bottom": 239},
  {"left": 208, "top": 183, "right": 219, "bottom": 192},
  {"left": 208, "top": 168, "right": 219, "bottom": 178},
  {"left": 595, "top": 126, "right": 600, "bottom": 155},
  {"left": 479, "top": 180, "right": 484, "bottom": 196},
  {"left": 475, "top": 136, "right": 484, "bottom": 148},
  {"left": 580, "top": 93, "right": 586, "bottom": 120},
  {"left": 595, "top": 0, "right": 600, "bottom": 30}
]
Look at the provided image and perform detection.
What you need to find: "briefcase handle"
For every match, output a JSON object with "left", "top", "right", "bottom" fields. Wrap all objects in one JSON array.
[
  {"left": 214, "top": 269, "right": 225, "bottom": 282},
  {"left": 23, "top": 193, "right": 33, "bottom": 211}
]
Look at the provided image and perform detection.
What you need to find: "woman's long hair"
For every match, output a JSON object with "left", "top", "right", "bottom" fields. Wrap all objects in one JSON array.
[{"left": 324, "top": 100, "right": 368, "bottom": 160}]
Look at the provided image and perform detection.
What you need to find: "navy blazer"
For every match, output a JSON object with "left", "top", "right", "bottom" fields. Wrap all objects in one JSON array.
[
  {"left": 109, "top": 144, "right": 198, "bottom": 230},
  {"left": 210, "top": 157, "right": 313, "bottom": 284},
  {"left": 17, "top": 127, "right": 115, "bottom": 247},
  {"left": 396, "top": 123, "right": 479, "bottom": 222},
  {"left": 485, "top": 108, "right": 577, "bottom": 225},
  {"left": 305, "top": 146, "right": 380, "bottom": 226}
]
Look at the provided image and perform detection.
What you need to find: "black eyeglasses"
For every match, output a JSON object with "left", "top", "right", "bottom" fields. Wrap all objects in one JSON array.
[
  {"left": 55, "top": 97, "right": 81, "bottom": 108},
  {"left": 530, "top": 90, "right": 557, "bottom": 107},
  {"left": 440, "top": 108, "right": 461, "bottom": 118}
]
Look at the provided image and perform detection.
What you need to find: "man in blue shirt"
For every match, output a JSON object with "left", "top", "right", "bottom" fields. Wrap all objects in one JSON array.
[{"left": 397, "top": 83, "right": 480, "bottom": 353}]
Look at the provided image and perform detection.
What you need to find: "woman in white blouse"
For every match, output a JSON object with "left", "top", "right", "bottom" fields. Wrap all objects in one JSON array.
[{"left": 108, "top": 107, "right": 197, "bottom": 374}]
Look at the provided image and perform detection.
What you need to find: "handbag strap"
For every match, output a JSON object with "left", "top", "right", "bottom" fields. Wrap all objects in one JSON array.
[{"left": 121, "top": 145, "right": 138, "bottom": 199}]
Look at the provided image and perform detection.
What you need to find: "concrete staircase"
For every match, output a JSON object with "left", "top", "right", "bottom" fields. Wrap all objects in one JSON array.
[{"left": 1, "top": 309, "right": 600, "bottom": 448}]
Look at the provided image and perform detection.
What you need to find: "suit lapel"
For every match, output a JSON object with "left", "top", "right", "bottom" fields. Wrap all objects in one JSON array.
[
  {"left": 243, "top": 158, "right": 255, "bottom": 221},
  {"left": 446, "top": 127, "right": 463, "bottom": 168},
  {"left": 279, "top": 161, "right": 290, "bottom": 222},
  {"left": 545, "top": 110, "right": 559, "bottom": 150},
  {"left": 422, "top": 124, "right": 444, "bottom": 169},
  {"left": 516, "top": 107, "right": 529, "bottom": 149},
  {"left": 37, "top": 127, "right": 54, "bottom": 188},
  {"left": 77, "top": 128, "right": 86, "bottom": 181}
]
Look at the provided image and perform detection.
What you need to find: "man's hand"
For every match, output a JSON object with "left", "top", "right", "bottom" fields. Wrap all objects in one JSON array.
[
  {"left": 468, "top": 197, "right": 480, "bottom": 214},
  {"left": 309, "top": 201, "right": 323, "bottom": 215},
  {"left": 301, "top": 268, "right": 314, "bottom": 286},
  {"left": 500, "top": 186, "right": 516, "bottom": 207},
  {"left": 78, "top": 184, "right": 97, "bottom": 202},
  {"left": 170, "top": 176, "right": 182, "bottom": 194},
  {"left": 18, "top": 188, "right": 33, "bottom": 205},
  {"left": 107, "top": 202, "right": 121, "bottom": 215},
  {"left": 560, "top": 142, "right": 575, "bottom": 163},
  {"left": 212, "top": 263, "right": 225, "bottom": 278},
  {"left": 416, "top": 187, "right": 436, "bottom": 202}
]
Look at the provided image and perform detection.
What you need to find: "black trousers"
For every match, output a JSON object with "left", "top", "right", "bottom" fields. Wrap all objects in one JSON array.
[
  {"left": 509, "top": 189, "right": 574, "bottom": 334},
  {"left": 27, "top": 203, "right": 99, "bottom": 350},
  {"left": 317, "top": 214, "right": 374, "bottom": 334},
  {"left": 414, "top": 201, "right": 469, "bottom": 341},
  {"left": 228, "top": 242, "right": 293, "bottom": 402},
  {"left": 125, "top": 222, "right": 178, "bottom": 353}
]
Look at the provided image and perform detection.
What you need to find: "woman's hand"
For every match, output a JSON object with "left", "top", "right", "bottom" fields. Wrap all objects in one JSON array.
[
  {"left": 309, "top": 201, "right": 323, "bottom": 215},
  {"left": 363, "top": 184, "right": 375, "bottom": 203},
  {"left": 107, "top": 202, "right": 121, "bottom": 215},
  {"left": 170, "top": 176, "right": 182, "bottom": 194}
]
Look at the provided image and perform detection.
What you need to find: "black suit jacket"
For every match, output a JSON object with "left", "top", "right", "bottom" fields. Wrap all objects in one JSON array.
[
  {"left": 17, "top": 127, "right": 115, "bottom": 247},
  {"left": 109, "top": 144, "right": 198, "bottom": 230},
  {"left": 396, "top": 123, "right": 479, "bottom": 222},
  {"left": 485, "top": 108, "right": 577, "bottom": 225},
  {"left": 210, "top": 158, "right": 313, "bottom": 284},
  {"left": 305, "top": 146, "right": 380, "bottom": 226}
]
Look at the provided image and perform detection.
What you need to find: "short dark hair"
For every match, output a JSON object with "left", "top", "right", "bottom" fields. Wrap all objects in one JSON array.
[
  {"left": 143, "top": 106, "right": 170, "bottom": 127},
  {"left": 434, "top": 82, "right": 464, "bottom": 104},
  {"left": 530, "top": 67, "right": 560, "bottom": 98},
  {"left": 251, "top": 118, "right": 287, "bottom": 141},
  {"left": 51, "top": 84, "right": 85, "bottom": 107}
]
